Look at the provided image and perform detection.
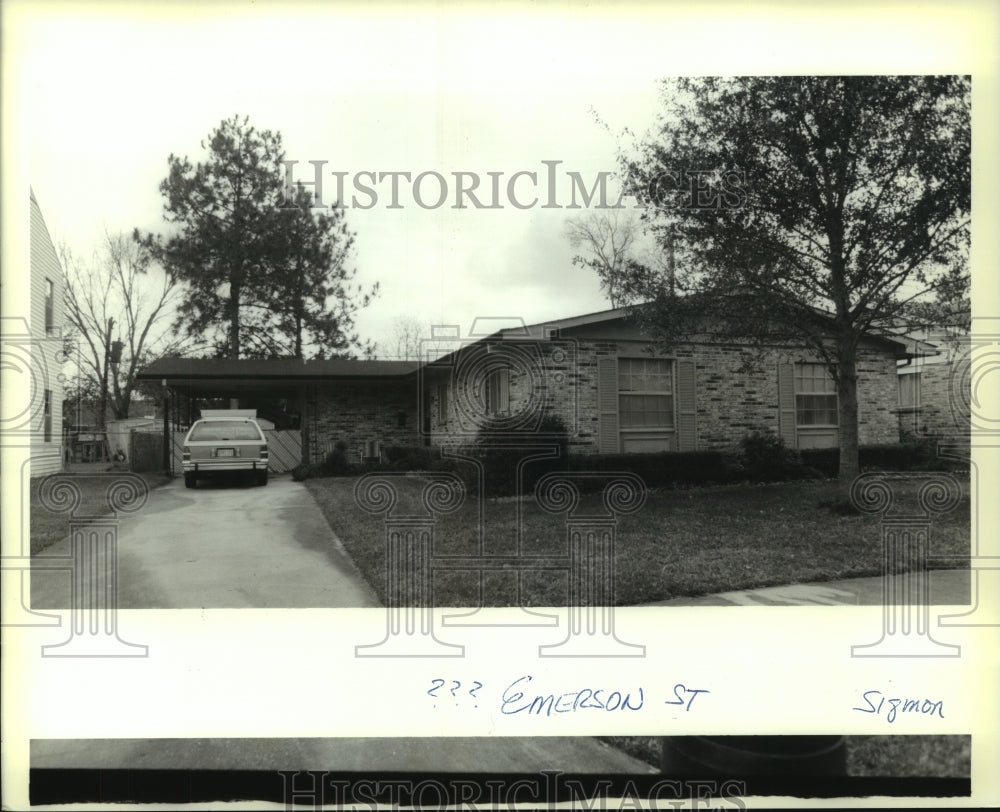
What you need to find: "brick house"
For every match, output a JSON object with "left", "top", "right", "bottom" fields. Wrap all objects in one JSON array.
[
  {"left": 142, "top": 306, "right": 929, "bottom": 468},
  {"left": 421, "top": 307, "right": 931, "bottom": 455}
]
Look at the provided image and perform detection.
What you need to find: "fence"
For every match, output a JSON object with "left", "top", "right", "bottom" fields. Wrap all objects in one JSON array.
[
  {"left": 265, "top": 429, "right": 302, "bottom": 472},
  {"left": 129, "top": 431, "right": 163, "bottom": 472}
]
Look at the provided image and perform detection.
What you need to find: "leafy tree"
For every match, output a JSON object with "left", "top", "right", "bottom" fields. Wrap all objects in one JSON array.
[
  {"left": 264, "top": 183, "right": 377, "bottom": 359},
  {"left": 605, "top": 76, "right": 970, "bottom": 479},
  {"left": 62, "top": 231, "right": 184, "bottom": 424},
  {"left": 138, "top": 115, "right": 376, "bottom": 359}
]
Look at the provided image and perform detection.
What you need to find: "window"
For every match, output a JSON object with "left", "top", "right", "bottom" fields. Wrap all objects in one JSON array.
[
  {"left": 618, "top": 358, "right": 674, "bottom": 429},
  {"left": 45, "top": 278, "right": 54, "bottom": 333},
  {"left": 43, "top": 389, "right": 52, "bottom": 442},
  {"left": 437, "top": 382, "right": 449, "bottom": 423},
  {"left": 899, "top": 373, "right": 920, "bottom": 409},
  {"left": 484, "top": 367, "right": 510, "bottom": 416},
  {"left": 794, "top": 363, "right": 838, "bottom": 426},
  {"left": 188, "top": 420, "right": 264, "bottom": 441}
]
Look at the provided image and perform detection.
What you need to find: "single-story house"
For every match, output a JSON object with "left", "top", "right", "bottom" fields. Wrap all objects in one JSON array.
[
  {"left": 420, "top": 307, "right": 936, "bottom": 454},
  {"left": 140, "top": 305, "right": 936, "bottom": 468}
]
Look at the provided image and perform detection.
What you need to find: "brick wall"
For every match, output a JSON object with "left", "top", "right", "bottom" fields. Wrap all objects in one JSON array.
[
  {"left": 308, "top": 379, "right": 421, "bottom": 463},
  {"left": 855, "top": 349, "right": 903, "bottom": 445},
  {"left": 425, "top": 339, "right": 592, "bottom": 450},
  {"left": 898, "top": 353, "right": 970, "bottom": 440},
  {"left": 426, "top": 336, "right": 903, "bottom": 454}
]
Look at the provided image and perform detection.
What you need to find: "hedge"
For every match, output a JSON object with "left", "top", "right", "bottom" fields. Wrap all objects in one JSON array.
[
  {"left": 799, "top": 442, "right": 961, "bottom": 477},
  {"left": 293, "top": 440, "right": 962, "bottom": 494}
]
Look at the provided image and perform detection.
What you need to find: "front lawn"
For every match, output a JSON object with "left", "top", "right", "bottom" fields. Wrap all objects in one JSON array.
[
  {"left": 29, "top": 471, "right": 172, "bottom": 555},
  {"left": 305, "top": 475, "right": 970, "bottom": 606}
]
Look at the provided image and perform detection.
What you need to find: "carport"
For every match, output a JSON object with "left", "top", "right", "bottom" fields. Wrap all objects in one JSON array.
[{"left": 137, "top": 358, "right": 420, "bottom": 473}]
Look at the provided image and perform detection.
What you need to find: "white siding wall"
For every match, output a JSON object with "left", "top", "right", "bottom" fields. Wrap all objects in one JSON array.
[{"left": 29, "top": 191, "right": 65, "bottom": 476}]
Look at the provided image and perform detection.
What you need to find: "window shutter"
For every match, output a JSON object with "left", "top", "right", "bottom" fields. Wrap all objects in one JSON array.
[
  {"left": 597, "top": 356, "right": 619, "bottom": 453},
  {"left": 676, "top": 359, "right": 697, "bottom": 451},
  {"left": 499, "top": 367, "right": 510, "bottom": 414},
  {"left": 777, "top": 362, "right": 797, "bottom": 448}
]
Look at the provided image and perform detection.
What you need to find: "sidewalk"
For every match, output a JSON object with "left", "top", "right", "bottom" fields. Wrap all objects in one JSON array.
[
  {"left": 31, "top": 736, "right": 658, "bottom": 774},
  {"left": 643, "top": 568, "right": 971, "bottom": 606}
]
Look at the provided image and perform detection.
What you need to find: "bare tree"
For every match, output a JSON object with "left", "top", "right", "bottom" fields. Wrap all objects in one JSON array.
[
  {"left": 564, "top": 210, "right": 666, "bottom": 308},
  {"left": 385, "top": 314, "right": 429, "bottom": 360},
  {"left": 62, "top": 231, "right": 187, "bottom": 426}
]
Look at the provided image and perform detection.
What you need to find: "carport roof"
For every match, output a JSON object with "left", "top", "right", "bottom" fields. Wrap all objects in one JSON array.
[
  {"left": 138, "top": 357, "right": 419, "bottom": 395},
  {"left": 142, "top": 357, "right": 418, "bottom": 378}
]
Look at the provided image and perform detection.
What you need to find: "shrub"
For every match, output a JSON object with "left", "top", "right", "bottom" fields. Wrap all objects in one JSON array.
[
  {"left": 320, "top": 440, "right": 356, "bottom": 476},
  {"left": 565, "top": 450, "right": 742, "bottom": 490},
  {"left": 459, "top": 412, "right": 572, "bottom": 498},
  {"left": 739, "top": 429, "right": 811, "bottom": 482},
  {"left": 383, "top": 445, "right": 439, "bottom": 471},
  {"left": 798, "top": 442, "right": 963, "bottom": 477},
  {"left": 291, "top": 462, "right": 321, "bottom": 481}
]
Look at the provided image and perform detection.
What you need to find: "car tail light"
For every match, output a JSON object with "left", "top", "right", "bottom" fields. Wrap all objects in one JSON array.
[
  {"left": 182, "top": 451, "right": 190, "bottom": 461},
  {"left": 260, "top": 448, "right": 269, "bottom": 459}
]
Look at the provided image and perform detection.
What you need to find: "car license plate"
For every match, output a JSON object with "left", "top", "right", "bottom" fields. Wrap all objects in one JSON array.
[{"left": 216, "top": 448, "right": 236, "bottom": 457}]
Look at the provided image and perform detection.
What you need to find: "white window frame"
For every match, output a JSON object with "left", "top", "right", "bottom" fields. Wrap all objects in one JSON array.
[
  {"left": 617, "top": 357, "right": 676, "bottom": 436},
  {"left": 794, "top": 362, "right": 838, "bottom": 428}
]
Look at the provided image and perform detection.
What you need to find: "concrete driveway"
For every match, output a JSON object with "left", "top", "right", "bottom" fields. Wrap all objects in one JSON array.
[
  {"left": 31, "top": 475, "right": 380, "bottom": 609},
  {"left": 27, "top": 477, "right": 660, "bottom": 778}
]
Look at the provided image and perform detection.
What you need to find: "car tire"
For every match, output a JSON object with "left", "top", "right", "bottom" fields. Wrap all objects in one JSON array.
[
  {"left": 257, "top": 469, "right": 268, "bottom": 486},
  {"left": 184, "top": 473, "right": 196, "bottom": 489}
]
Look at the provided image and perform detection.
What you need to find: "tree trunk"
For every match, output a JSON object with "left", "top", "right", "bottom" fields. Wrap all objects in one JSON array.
[
  {"left": 229, "top": 278, "right": 241, "bottom": 359},
  {"left": 836, "top": 352, "right": 860, "bottom": 481}
]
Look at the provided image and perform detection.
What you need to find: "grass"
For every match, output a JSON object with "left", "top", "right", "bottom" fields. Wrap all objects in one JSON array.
[
  {"left": 29, "top": 470, "right": 173, "bottom": 555},
  {"left": 304, "top": 475, "right": 970, "bottom": 606},
  {"left": 598, "top": 734, "right": 971, "bottom": 777}
]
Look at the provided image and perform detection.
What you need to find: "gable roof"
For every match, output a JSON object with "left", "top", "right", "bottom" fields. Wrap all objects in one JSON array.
[{"left": 487, "top": 303, "right": 939, "bottom": 360}]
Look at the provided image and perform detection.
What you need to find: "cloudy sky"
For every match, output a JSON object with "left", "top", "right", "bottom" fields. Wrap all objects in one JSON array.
[
  {"left": 6, "top": 2, "right": 995, "bottom": 355},
  {"left": 12, "top": 4, "right": 668, "bottom": 355}
]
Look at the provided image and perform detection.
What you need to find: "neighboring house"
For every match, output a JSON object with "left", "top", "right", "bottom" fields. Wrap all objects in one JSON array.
[
  {"left": 422, "top": 307, "right": 932, "bottom": 454},
  {"left": 896, "top": 326, "right": 970, "bottom": 441},
  {"left": 29, "top": 189, "right": 65, "bottom": 476},
  {"left": 141, "top": 306, "right": 932, "bottom": 466}
]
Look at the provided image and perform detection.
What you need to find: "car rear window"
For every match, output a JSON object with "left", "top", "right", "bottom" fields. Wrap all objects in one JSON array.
[{"left": 188, "top": 421, "right": 263, "bottom": 441}]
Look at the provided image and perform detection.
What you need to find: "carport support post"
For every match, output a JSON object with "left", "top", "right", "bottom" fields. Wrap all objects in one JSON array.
[
  {"left": 299, "top": 386, "right": 310, "bottom": 466},
  {"left": 162, "top": 391, "right": 171, "bottom": 474}
]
